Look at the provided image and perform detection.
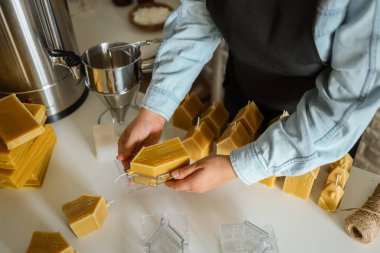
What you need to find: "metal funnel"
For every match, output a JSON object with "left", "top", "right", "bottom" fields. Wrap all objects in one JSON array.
[
  {"left": 81, "top": 42, "right": 146, "bottom": 125},
  {"left": 95, "top": 83, "right": 140, "bottom": 123}
]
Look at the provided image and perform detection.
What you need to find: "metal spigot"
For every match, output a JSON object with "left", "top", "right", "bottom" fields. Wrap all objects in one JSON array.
[{"left": 48, "top": 49, "right": 82, "bottom": 80}]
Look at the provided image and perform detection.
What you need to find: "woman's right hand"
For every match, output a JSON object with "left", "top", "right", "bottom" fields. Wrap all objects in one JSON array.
[{"left": 117, "top": 108, "right": 166, "bottom": 167}]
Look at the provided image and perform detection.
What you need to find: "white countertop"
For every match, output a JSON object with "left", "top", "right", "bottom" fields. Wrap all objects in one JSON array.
[
  {"left": 1, "top": 1, "right": 380, "bottom": 252},
  {"left": 0, "top": 92, "right": 380, "bottom": 253}
]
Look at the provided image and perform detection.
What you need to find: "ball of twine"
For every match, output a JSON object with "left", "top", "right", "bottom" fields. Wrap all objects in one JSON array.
[{"left": 344, "top": 183, "right": 380, "bottom": 243}]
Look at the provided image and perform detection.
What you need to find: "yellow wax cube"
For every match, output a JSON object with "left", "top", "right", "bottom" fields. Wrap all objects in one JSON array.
[
  {"left": 182, "top": 121, "right": 215, "bottom": 161},
  {"left": 26, "top": 231, "right": 77, "bottom": 253},
  {"left": 62, "top": 194, "right": 109, "bottom": 239},
  {"left": 330, "top": 153, "right": 353, "bottom": 172},
  {"left": 232, "top": 101, "right": 263, "bottom": 140},
  {"left": 282, "top": 168, "right": 320, "bottom": 200},
  {"left": 326, "top": 166, "right": 350, "bottom": 188},
  {"left": 318, "top": 183, "right": 345, "bottom": 212},
  {"left": 216, "top": 121, "right": 251, "bottom": 155},
  {"left": 200, "top": 102, "right": 229, "bottom": 138},
  {"left": 260, "top": 176, "right": 277, "bottom": 188},
  {"left": 0, "top": 94, "right": 45, "bottom": 150},
  {"left": 172, "top": 93, "right": 204, "bottom": 131}
]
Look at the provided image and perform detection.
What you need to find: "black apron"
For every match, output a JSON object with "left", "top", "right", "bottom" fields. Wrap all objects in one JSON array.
[{"left": 206, "top": 0, "right": 326, "bottom": 119}]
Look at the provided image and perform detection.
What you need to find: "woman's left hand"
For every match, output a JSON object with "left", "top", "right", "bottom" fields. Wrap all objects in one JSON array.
[{"left": 165, "top": 155, "right": 237, "bottom": 193}]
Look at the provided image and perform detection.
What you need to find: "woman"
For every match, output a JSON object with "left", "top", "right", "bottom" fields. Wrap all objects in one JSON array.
[{"left": 117, "top": 0, "right": 380, "bottom": 193}]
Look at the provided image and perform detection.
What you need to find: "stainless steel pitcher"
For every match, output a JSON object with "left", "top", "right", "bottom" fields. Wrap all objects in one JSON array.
[{"left": 0, "top": 0, "right": 87, "bottom": 122}]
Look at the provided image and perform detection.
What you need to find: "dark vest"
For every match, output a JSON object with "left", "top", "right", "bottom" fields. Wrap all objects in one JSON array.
[{"left": 206, "top": 0, "right": 327, "bottom": 118}]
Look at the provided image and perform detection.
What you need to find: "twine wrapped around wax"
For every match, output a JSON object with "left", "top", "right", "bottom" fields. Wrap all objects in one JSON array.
[{"left": 344, "top": 183, "right": 380, "bottom": 243}]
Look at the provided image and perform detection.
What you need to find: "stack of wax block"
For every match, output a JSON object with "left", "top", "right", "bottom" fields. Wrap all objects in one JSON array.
[
  {"left": 232, "top": 101, "right": 264, "bottom": 140},
  {"left": 318, "top": 154, "right": 353, "bottom": 211},
  {"left": 129, "top": 137, "right": 190, "bottom": 186},
  {"left": 0, "top": 94, "right": 57, "bottom": 189},
  {"left": 62, "top": 194, "right": 109, "bottom": 238},
  {"left": 216, "top": 121, "right": 251, "bottom": 155},
  {"left": 282, "top": 167, "right": 320, "bottom": 200},
  {"left": 200, "top": 102, "right": 229, "bottom": 138},
  {"left": 26, "top": 231, "right": 78, "bottom": 253},
  {"left": 172, "top": 93, "right": 204, "bottom": 131},
  {"left": 182, "top": 120, "right": 215, "bottom": 161},
  {"left": 259, "top": 111, "right": 289, "bottom": 187}
]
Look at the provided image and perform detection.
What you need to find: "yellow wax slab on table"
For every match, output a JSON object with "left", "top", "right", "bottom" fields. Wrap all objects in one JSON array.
[
  {"left": 172, "top": 92, "right": 204, "bottom": 131},
  {"left": 130, "top": 137, "right": 190, "bottom": 178},
  {"left": 282, "top": 167, "right": 320, "bottom": 200},
  {"left": 318, "top": 183, "right": 345, "bottom": 212},
  {"left": 26, "top": 231, "right": 77, "bottom": 253},
  {"left": 0, "top": 125, "right": 55, "bottom": 188},
  {"left": 259, "top": 111, "right": 289, "bottom": 187},
  {"left": 182, "top": 121, "right": 215, "bottom": 161},
  {"left": 62, "top": 194, "right": 109, "bottom": 239},
  {"left": 232, "top": 101, "right": 264, "bottom": 140},
  {"left": 330, "top": 153, "right": 353, "bottom": 172},
  {"left": 0, "top": 94, "right": 45, "bottom": 150},
  {"left": 216, "top": 121, "right": 251, "bottom": 155},
  {"left": 200, "top": 102, "right": 229, "bottom": 138}
]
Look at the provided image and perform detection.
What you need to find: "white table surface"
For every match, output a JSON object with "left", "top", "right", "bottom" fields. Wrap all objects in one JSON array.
[
  {"left": 0, "top": 92, "right": 380, "bottom": 253},
  {"left": 1, "top": 1, "right": 380, "bottom": 252}
]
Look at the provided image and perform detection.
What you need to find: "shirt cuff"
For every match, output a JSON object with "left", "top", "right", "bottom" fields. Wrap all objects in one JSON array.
[
  {"left": 140, "top": 86, "right": 181, "bottom": 121},
  {"left": 229, "top": 142, "right": 273, "bottom": 185}
]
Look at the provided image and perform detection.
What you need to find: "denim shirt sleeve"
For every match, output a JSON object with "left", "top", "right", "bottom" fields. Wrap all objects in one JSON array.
[
  {"left": 141, "top": 0, "right": 222, "bottom": 120},
  {"left": 231, "top": 0, "right": 380, "bottom": 184}
]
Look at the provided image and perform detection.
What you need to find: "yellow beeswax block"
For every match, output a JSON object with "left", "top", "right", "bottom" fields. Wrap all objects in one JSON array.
[
  {"left": 26, "top": 231, "right": 77, "bottom": 253},
  {"left": 132, "top": 173, "right": 173, "bottom": 187},
  {"left": 0, "top": 94, "right": 45, "bottom": 150},
  {"left": 268, "top": 110, "right": 289, "bottom": 126},
  {"left": 172, "top": 93, "right": 204, "bottom": 131},
  {"left": 326, "top": 166, "right": 350, "bottom": 189},
  {"left": 216, "top": 121, "right": 251, "bottom": 155},
  {"left": 25, "top": 136, "right": 56, "bottom": 188},
  {"left": 182, "top": 121, "right": 215, "bottom": 161},
  {"left": 24, "top": 103, "right": 46, "bottom": 123},
  {"left": 0, "top": 126, "right": 55, "bottom": 187},
  {"left": 330, "top": 153, "right": 353, "bottom": 172},
  {"left": 130, "top": 137, "right": 190, "bottom": 178},
  {"left": 0, "top": 103, "right": 46, "bottom": 163},
  {"left": 318, "top": 183, "right": 345, "bottom": 212},
  {"left": 233, "top": 101, "right": 264, "bottom": 140},
  {"left": 259, "top": 176, "right": 277, "bottom": 188},
  {"left": 200, "top": 102, "right": 229, "bottom": 138},
  {"left": 282, "top": 167, "right": 320, "bottom": 200},
  {"left": 62, "top": 194, "right": 109, "bottom": 239}
]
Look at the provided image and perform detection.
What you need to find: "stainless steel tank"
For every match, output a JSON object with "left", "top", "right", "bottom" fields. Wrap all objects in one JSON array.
[{"left": 0, "top": 0, "right": 87, "bottom": 122}]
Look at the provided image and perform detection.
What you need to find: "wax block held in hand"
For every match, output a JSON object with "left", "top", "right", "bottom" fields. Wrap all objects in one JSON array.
[{"left": 130, "top": 137, "right": 190, "bottom": 178}]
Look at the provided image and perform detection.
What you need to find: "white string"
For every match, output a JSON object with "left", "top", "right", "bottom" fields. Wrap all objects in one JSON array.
[{"left": 114, "top": 172, "right": 128, "bottom": 184}]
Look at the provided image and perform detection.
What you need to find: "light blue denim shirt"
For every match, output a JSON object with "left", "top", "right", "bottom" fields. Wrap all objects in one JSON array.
[{"left": 141, "top": 0, "right": 380, "bottom": 184}]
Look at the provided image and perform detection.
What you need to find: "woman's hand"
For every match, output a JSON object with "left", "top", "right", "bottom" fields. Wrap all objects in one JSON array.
[
  {"left": 117, "top": 108, "right": 166, "bottom": 167},
  {"left": 165, "top": 155, "right": 237, "bottom": 193}
]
